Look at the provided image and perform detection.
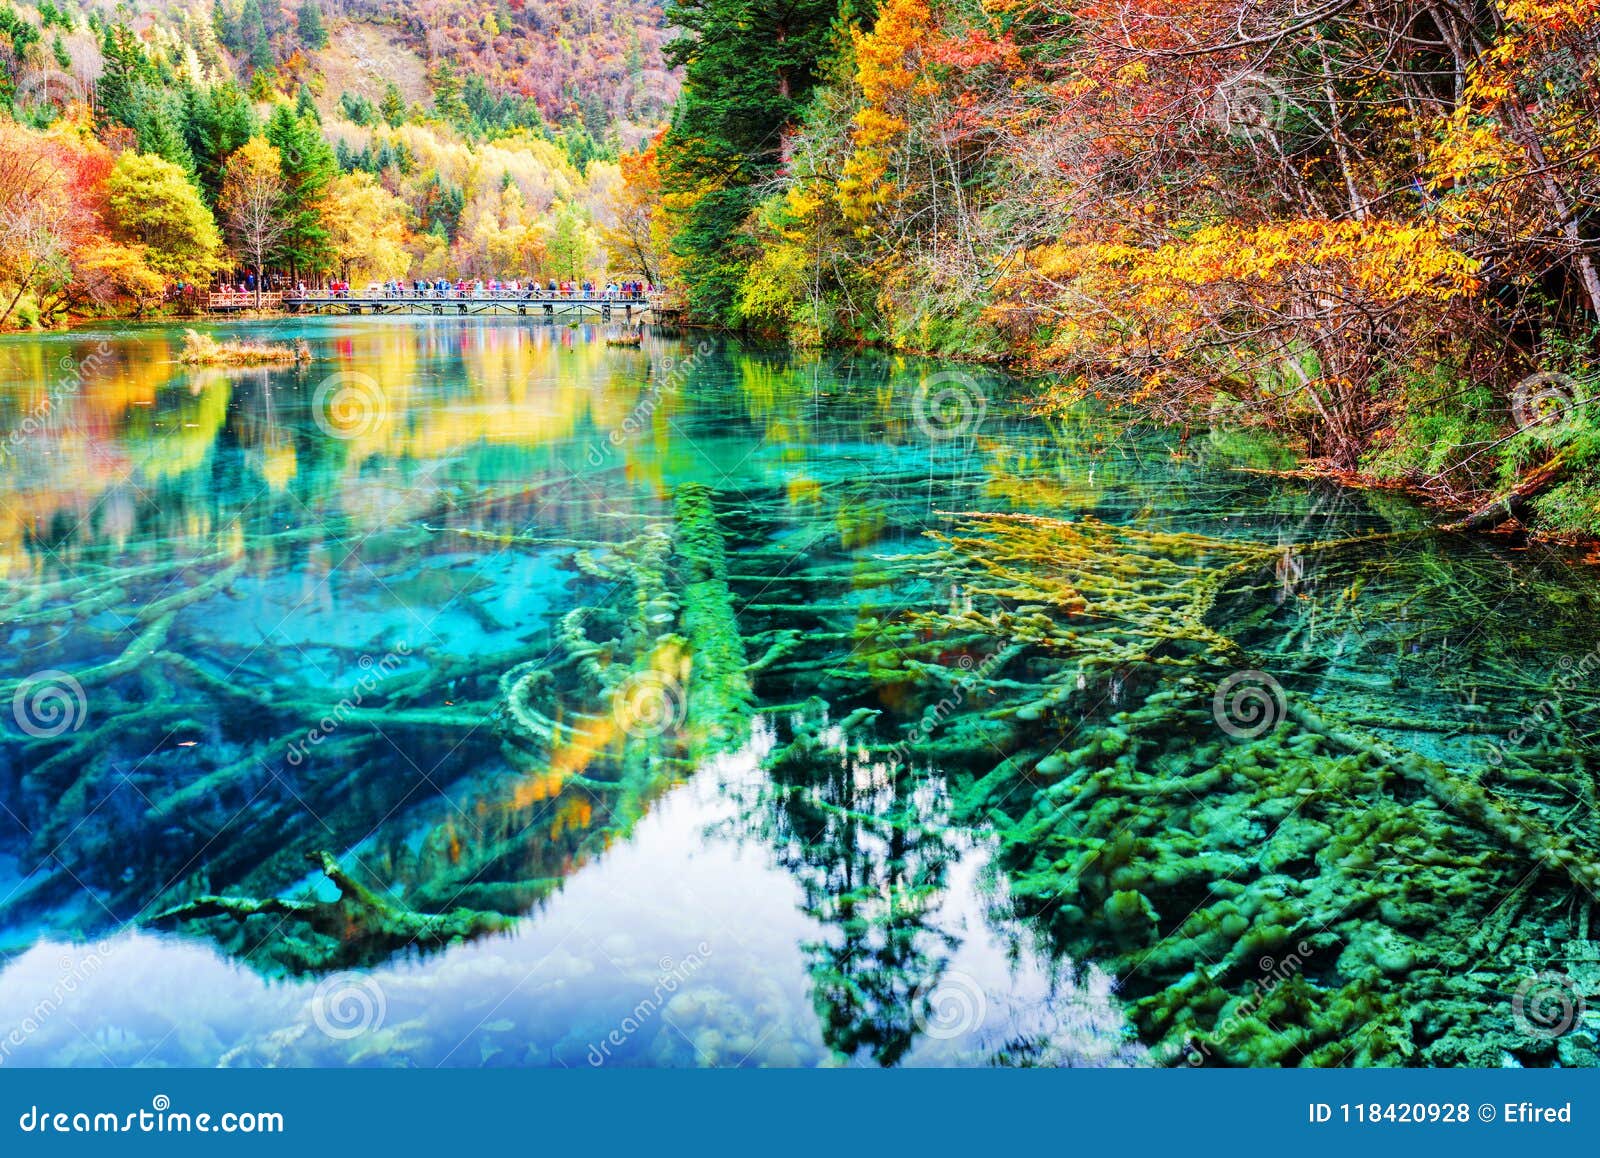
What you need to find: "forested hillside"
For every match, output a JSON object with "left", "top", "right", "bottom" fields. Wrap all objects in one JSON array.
[
  {"left": 0, "top": 0, "right": 674, "bottom": 325},
  {"left": 621, "top": 0, "right": 1600, "bottom": 535}
]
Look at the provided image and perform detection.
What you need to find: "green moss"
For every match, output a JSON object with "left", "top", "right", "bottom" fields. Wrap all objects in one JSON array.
[
  {"left": 149, "top": 852, "right": 513, "bottom": 976},
  {"left": 813, "top": 507, "right": 1600, "bottom": 1066},
  {"left": 673, "top": 483, "right": 755, "bottom": 753}
]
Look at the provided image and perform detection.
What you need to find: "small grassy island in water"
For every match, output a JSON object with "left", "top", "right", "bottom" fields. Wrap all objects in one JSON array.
[{"left": 180, "top": 329, "right": 313, "bottom": 366}]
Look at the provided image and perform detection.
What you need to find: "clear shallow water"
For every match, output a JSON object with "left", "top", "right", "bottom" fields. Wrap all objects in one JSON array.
[{"left": 0, "top": 317, "right": 1597, "bottom": 1067}]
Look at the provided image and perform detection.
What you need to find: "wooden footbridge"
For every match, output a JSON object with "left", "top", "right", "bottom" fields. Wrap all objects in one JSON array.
[
  {"left": 206, "top": 291, "right": 286, "bottom": 310},
  {"left": 263, "top": 290, "right": 663, "bottom": 320}
]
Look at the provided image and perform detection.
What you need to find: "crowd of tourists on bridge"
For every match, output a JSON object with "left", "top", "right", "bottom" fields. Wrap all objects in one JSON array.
[{"left": 290, "top": 278, "right": 654, "bottom": 302}]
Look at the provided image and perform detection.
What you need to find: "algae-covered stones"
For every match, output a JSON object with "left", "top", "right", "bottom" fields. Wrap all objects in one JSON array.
[
  {"left": 1336, "top": 925, "right": 1419, "bottom": 980},
  {"left": 1099, "top": 728, "right": 1131, "bottom": 756},
  {"left": 1558, "top": 1032, "right": 1599, "bottom": 1068},
  {"left": 1034, "top": 752, "right": 1071, "bottom": 777},
  {"left": 1104, "top": 889, "right": 1159, "bottom": 947}
]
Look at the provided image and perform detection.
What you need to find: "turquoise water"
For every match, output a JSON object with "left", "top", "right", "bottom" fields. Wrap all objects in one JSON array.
[{"left": 0, "top": 317, "right": 1597, "bottom": 1067}]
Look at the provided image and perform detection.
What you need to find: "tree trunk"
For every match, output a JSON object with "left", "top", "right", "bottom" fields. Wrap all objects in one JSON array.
[
  {"left": 1444, "top": 451, "right": 1570, "bottom": 532},
  {"left": 1504, "top": 101, "right": 1600, "bottom": 317},
  {"left": 0, "top": 279, "right": 30, "bottom": 330}
]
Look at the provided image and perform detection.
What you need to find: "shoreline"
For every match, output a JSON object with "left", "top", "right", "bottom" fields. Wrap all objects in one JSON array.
[
  {"left": 10, "top": 311, "right": 1590, "bottom": 552},
  {"left": 876, "top": 335, "right": 1598, "bottom": 553}
]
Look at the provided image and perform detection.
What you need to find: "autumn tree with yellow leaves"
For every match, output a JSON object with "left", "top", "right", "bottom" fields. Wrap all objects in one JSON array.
[{"left": 322, "top": 171, "right": 412, "bottom": 284}]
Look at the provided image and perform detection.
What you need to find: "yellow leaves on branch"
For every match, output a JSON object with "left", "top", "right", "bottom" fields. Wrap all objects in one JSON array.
[
  {"left": 1423, "top": 0, "right": 1599, "bottom": 237},
  {"left": 1500, "top": 0, "right": 1600, "bottom": 36},
  {"left": 737, "top": 238, "right": 815, "bottom": 340},
  {"left": 1428, "top": 113, "right": 1518, "bottom": 188},
  {"left": 853, "top": 5, "right": 924, "bottom": 107},
  {"left": 1003, "top": 218, "right": 1480, "bottom": 366},
  {"left": 837, "top": 0, "right": 935, "bottom": 232},
  {"left": 1146, "top": 219, "right": 1479, "bottom": 302},
  {"left": 1453, "top": 0, "right": 1598, "bottom": 110},
  {"left": 322, "top": 172, "right": 413, "bottom": 283}
]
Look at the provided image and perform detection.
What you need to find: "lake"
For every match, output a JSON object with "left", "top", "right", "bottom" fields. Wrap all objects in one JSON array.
[{"left": 0, "top": 316, "right": 1596, "bottom": 1067}]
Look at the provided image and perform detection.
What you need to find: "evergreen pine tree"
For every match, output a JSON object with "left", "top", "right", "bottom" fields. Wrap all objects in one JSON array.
[
  {"left": 429, "top": 62, "right": 468, "bottom": 128},
  {"left": 135, "top": 89, "right": 197, "bottom": 175},
  {"left": 659, "top": 0, "right": 842, "bottom": 322},
  {"left": 377, "top": 82, "right": 406, "bottom": 128},
  {"left": 296, "top": 0, "right": 328, "bottom": 49},
  {"left": 379, "top": 81, "right": 406, "bottom": 128},
  {"left": 184, "top": 81, "right": 258, "bottom": 204},
  {"left": 95, "top": 22, "right": 148, "bottom": 129},
  {"left": 265, "top": 102, "right": 338, "bottom": 273},
  {"left": 212, "top": 0, "right": 239, "bottom": 54},
  {"left": 338, "top": 91, "right": 374, "bottom": 126},
  {"left": 295, "top": 83, "right": 319, "bottom": 123},
  {"left": 239, "top": 0, "right": 273, "bottom": 70}
]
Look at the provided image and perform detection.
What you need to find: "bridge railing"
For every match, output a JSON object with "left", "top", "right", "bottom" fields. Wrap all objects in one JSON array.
[
  {"left": 283, "top": 289, "right": 653, "bottom": 303},
  {"left": 207, "top": 291, "right": 284, "bottom": 309}
]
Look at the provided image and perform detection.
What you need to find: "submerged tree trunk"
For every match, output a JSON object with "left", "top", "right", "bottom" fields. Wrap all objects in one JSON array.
[{"left": 1445, "top": 451, "right": 1570, "bottom": 532}]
